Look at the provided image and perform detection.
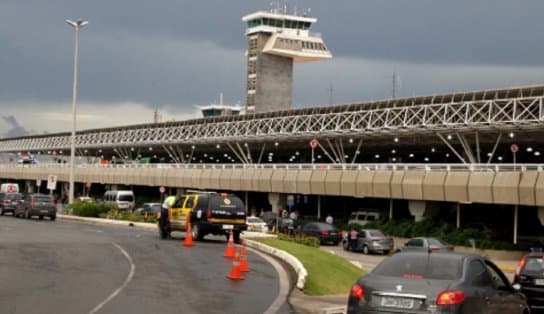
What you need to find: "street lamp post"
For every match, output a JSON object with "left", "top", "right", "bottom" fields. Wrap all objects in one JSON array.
[{"left": 66, "top": 19, "right": 88, "bottom": 205}]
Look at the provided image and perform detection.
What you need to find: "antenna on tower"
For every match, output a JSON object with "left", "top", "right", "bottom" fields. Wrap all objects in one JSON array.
[
  {"left": 392, "top": 72, "right": 401, "bottom": 99},
  {"left": 284, "top": 0, "right": 288, "bottom": 14}
]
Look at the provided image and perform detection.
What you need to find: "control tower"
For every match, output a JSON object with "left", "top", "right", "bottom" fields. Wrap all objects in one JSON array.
[{"left": 242, "top": 7, "right": 332, "bottom": 113}]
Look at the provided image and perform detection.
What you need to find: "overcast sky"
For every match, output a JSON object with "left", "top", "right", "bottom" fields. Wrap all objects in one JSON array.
[{"left": 1, "top": 0, "right": 544, "bottom": 137}]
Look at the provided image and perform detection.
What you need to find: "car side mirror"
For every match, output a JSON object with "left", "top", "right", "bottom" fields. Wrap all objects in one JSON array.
[{"left": 512, "top": 283, "right": 521, "bottom": 291}]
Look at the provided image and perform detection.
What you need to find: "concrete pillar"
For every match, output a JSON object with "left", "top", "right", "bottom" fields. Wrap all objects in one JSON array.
[
  {"left": 26, "top": 180, "right": 35, "bottom": 194},
  {"left": 389, "top": 199, "right": 394, "bottom": 220},
  {"left": 456, "top": 203, "right": 461, "bottom": 229},
  {"left": 538, "top": 207, "right": 544, "bottom": 225},
  {"left": 514, "top": 205, "right": 519, "bottom": 245},
  {"left": 409, "top": 201, "right": 427, "bottom": 222},
  {"left": 268, "top": 193, "right": 286, "bottom": 215}
]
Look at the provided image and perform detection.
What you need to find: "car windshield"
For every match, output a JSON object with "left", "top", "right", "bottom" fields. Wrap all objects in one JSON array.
[
  {"left": 6, "top": 194, "right": 22, "bottom": 200},
  {"left": 373, "top": 254, "right": 462, "bottom": 280},
  {"left": 524, "top": 256, "right": 544, "bottom": 272},
  {"left": 368, "top": 230, "right": 385, "bottom": 237},
  {"left": 248, "top": 217, "right": 263, "bottom": 223},
  {"left": 34, "top": 196, "right": 52, "bottom": 202}
]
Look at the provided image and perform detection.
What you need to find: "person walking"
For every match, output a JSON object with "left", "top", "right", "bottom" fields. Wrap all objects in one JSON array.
[{"left": 349, "top": 228, "right": 359, "bottom": 251}]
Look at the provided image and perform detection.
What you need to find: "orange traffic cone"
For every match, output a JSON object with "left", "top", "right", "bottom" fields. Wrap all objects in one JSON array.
[
  {"left": 239, "top": 244, "right": 250, "bottom": 272},
  {"left": 226, "top": 248, "right": 244, "bottom": 280},
  {"left": 224, "top": 230, "right": 235, "bottom": 258},
  {"left": 183, "top": 223, "right": 194, "bottom": 247}
]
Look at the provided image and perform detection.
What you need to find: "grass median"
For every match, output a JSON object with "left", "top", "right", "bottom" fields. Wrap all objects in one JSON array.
[{"left": 252, "top": 238, "right": 365, "bottom": 296}]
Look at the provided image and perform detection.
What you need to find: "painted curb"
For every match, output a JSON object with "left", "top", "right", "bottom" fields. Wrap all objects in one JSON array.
[
  {"left": 58, "top": 214, "right": 156, "bottom": 230},
  {"left": 244, "top": 239, "right": 308, "bottom": 290}
]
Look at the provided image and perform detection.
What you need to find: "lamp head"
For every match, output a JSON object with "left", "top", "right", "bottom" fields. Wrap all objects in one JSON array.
[{"left": 66, "top": 19, "right": 88, "bottom": 29}]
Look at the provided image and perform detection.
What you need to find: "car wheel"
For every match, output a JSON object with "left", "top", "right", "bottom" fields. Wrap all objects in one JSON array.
[
  {"left": 192, "top": 223, "right": 204, "bottom": 241},
  {"left": 363, "top": 245, "right": 369, "bottom": 255},
  {"left": 39, "top": 216, "right": 43, "bottom": 220},
  {"left": 50, "top": 215, "right": 56, "bottom": 221},
  {"left": 383, "top": 250, "right": 390, "bottom": 255},
  {"left": 0, "top": 210, "right": 4, "bottom": 216}
]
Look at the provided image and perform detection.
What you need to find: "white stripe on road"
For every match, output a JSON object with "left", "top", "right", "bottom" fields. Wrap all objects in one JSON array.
[
  {"left": 249, "top": 247, "right": 290, "bottom": 314},
  {"left": 89, "top": 242, "right": 136, "bottom": 314}
]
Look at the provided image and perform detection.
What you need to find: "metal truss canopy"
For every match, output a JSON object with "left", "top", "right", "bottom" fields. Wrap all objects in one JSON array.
[{"left": 1, "top": 85, "right": 544, "bottom": 153}]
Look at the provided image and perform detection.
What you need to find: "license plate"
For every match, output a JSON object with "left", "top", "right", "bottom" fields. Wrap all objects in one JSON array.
[
  {"left": 222, "top": 224, "right": 234, "bottom": 230},
  {"left": 40, "top": 210, "right": 49, "bottom": 213},
  {"left": 381, "top": 297, "right": 414, "bottom": 309},
  {"left": 535, "top": 279, "right": 544, "bottom": 286}
]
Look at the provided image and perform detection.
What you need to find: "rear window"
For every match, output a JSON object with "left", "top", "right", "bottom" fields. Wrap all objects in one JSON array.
[
  {"left": 428, "top": 238, "right": 449, "bottom": 246},
  {"left": 6, "top": 193, "right": 22, "bottom": 200},
  {"left": 34, "top": 196, "right": 52, "bottom": 202},
  {"left": 118, "top": 195, "right": 134, "bottom": 202},
  {"left": 209, "top": 194, "right": 244, "bottom": 210},
  {"left": 524, "top": 257, "right": 544, "bottom": 272},
  {"left": 373, "top": 254, "right": 462, "bottom": 280},
  {"left": 368, "top": 230, "right": 385, "bottom": 237}
]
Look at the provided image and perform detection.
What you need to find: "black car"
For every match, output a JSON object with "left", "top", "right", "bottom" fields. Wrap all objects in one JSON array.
[
  {"left": 0, "top": 192, "right": 23, "bottom": 215},
  {"left": 14, "top": 193, "right": 56, "bottom": 220},
  {"left": 300, "top": 222, "right": 341, "bottom": 245},
  {"left": 513, "top": 252, "right": 544, "bottom": 311},
  {"left": 347, "top": 251, "right": 529, "bottom": 313}
]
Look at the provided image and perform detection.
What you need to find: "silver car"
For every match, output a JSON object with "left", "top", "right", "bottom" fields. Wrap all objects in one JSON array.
[
  {"left": 343, "top": 229, "right": 394, "bottom": 255},
  {"left": 396, "top": 237, "right": 454, "bottom": 253}
]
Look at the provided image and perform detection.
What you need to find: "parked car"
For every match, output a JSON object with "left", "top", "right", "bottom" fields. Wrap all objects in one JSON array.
[
  {"left": 342, "top": 229, "right": 394, "bottom": 255},
  {"left": 347, "top": 251, "right": 529, "bottom": 313},
  {"left": 300, "top": 222, "right": 342, "bottom": 245},
  {"left": 136, "top": 203, "right": 161, "bottom": 216},
  {"left": 513, "top": 251, "right": 544, "bottom": 312},
  {"left": 396, "top": 237, "right": 454, "bottom": 253},
  {"left": 0, "top": 192, "right": 23, "bottom": 215},
  {"left": 246, "top": 216, "right": 268, "bottom": 233},
  {"left": 103, "top": 190, "right": 135, "bottom": 211},
  {"left": 348, "top": 211, "right": 382, "bottom": 226},
  {"left": 14, "top": 193, "right": 56, "bottom": 220}
]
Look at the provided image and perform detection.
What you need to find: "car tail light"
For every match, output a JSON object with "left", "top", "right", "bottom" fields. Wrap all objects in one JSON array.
[
  {"left": 206, "top": 209, "right": 212, "bottom": 219},
  {"left": 350, "top": 283, "right": 364, "bottom": 300},
  {"left": 3, "top": 199, "right": 10, "bottom": 204},
  {"left": 320, "top": 231, "right": 329, "bottom": 236},
  {"left": 429, "top": 245, "right": 441, "bottom": 251},
  {"left": 436, "top": 291, "right": 465, "bottom": 305},
  {"left": 30, "top": 199, "right": 36, "bottom": 208},
  {"left": 516, "top": 257, "right": 527, "bottom": 276}
]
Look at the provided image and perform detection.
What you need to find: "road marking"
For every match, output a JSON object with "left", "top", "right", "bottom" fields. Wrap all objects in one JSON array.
[
  {"left": 89, "top": 242, "right": 135, "bottom": 314},
  {"left": 250, "top": 248, "right": 290, "bottom": 314}
]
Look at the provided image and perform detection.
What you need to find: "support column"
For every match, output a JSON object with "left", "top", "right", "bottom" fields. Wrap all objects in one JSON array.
[
  {"left": 317, "top": 195, "right": 321, "bottom": 219},
  {"left": 389, "top": 199, "right": 393, "bottom": 220},
  {"left": 245, "top": 191, "right": 248, "bottom": 213},
  {"left": 267, "top": 193, "right": 285, "bottom": 215},
  {"left": 456, "top": 203, "right": 461, "bottom": 229},
  {"left": 514, "top": 205, "right": 519, "bottom": 245},
  {"left": 408, "top": 200, "right": 427, "bottom": 222}
]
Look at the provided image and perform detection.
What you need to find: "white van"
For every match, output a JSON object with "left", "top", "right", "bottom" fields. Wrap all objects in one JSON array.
[
  {"left": 104, "top": 190, "right": 135, "bottom": 211},
  {"left": 348, "top": 211, "right": 382, "bottom": 226}
]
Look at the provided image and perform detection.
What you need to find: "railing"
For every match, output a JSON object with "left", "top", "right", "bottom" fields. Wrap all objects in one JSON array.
[{"left": 2, "top": 163, "right": 542, "bottom": 172}]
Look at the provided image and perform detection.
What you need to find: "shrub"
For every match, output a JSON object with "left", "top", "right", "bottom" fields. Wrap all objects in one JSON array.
[
  {"left": 278, "top": 233, "right": 320, "bottom": 248},
  {"left": 69, "top": 202, "right": 115, "bottom": 218}
]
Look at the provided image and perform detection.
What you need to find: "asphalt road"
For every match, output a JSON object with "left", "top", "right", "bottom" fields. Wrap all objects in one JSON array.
[{"left": 0, "top": 216, "right": 294, "bottom": 314}]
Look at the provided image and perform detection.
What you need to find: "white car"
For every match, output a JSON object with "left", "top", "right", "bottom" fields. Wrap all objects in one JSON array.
[{"left": 246, "top": 216, "right": 268, "bottom": 233}]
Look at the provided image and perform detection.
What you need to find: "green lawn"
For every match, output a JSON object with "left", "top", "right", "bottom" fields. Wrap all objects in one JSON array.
[{"left": 252, "top": 238, "right": 365, "bottom": 296}]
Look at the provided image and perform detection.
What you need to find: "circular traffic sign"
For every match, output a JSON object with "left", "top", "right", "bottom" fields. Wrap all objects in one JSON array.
[
  {"left": 159, "top": 186, "right": 166, "bottom": 194},
  {"left": 309, "top": 139, "right": 319, "bottom": 149},
  {"left": 510, "top": 144, "right": 519, "bottom": 153}
]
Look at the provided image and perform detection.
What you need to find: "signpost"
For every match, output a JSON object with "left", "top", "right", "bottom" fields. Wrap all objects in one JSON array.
[
  {"left": 511, "top": 143, "right": 519, "bottom": 171},
  {"left": 309, "top": 139, "right": 319, "bottom": 164},
  {"left": 47, "top": 175, "right": 57, "bottom": 196}
]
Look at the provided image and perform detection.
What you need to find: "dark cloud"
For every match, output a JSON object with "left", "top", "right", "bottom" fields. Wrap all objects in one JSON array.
[
  {"left": 2, "top": 116, "right": 29, "bottom": 137},
  {"left": 1, "top": 0, "right": 544, "bottom": 126}
]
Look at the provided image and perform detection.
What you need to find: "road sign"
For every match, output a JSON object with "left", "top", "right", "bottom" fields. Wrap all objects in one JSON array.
[
  {"left": 159, "top": 186, "right": 166, "bottom": 194},
  {"left": 309, "top": 139, "right": 319, "bottom": 149},
  {"left": 36, "top": 179, "right": 41, "bottom": 187},
  {"left": 47, "top": 174, "right": 57, "bottom": 190},
  {"left": 286, "top": 195, "right": 295, "bottom": 207},
  {"left": 510, "top": 144, "right": 519, "bottom": 153}
]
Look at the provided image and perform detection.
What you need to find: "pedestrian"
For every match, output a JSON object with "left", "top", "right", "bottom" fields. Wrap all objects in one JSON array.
[
  {"left": 349, "top": 228, "right": 359, "bottom": 251},
  {"left": 325, "top": 214, "right": 333, "bottom": 224}
]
